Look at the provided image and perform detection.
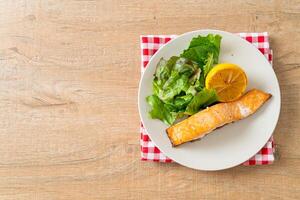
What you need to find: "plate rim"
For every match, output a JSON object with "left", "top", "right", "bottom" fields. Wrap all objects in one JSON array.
[{"left": 138, "top": 29, "right": 281, "bottom": 171}]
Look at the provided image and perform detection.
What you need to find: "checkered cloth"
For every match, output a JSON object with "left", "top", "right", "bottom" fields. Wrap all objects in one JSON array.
[{"left": 140, "top": 32, "right": 275, "bottom": 165}]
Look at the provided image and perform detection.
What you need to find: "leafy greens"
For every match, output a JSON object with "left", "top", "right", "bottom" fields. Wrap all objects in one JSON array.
[{"left": 147, "top": 34, "right": 222, "bottom": 125}]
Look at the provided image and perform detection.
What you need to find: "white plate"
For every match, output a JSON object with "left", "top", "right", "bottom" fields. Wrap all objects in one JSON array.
[{"left": 138, "top": 29, "right": 281, "bottom": 171}]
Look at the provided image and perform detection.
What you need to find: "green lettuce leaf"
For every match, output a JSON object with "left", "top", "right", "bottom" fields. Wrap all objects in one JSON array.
[
  {"left": 173, "top": 57, "right": 196, "bottom": 76},
  {"left": 185, "top": 88, "right": 218, "bottom": 115},
  {"left": 146, "top": 95, "right": 176, "bottom": 125},
  {"left": 180, "top": 34, "right": 221, "bottom": 66},
  {"left": 189, "top": 68, "right": 201, "bottom": 85},
  {"left": 146, "top": 34, "right": 222, "bottom": 125},
  {"left": 203, "top": 52, "right": 215, "bottom": 78},
  {"left": 173, "top": 94, "right": 194, "bottom": 109},
  {"left": 154, "top": 56, "right": 179, "bottom": 86},
  {"left": 152, "top": 78, "right": 161, "bottom": 96},
  {"left": 159, "top": 71, "right": 189, "bottom": 101}
]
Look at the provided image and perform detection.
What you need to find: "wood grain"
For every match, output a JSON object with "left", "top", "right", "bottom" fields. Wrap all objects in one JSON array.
[{"left": 0, "top": 0, "right": 299, "bottom": 199}]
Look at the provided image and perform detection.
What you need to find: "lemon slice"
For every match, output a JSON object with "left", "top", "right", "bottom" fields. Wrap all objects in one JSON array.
[{"left": 205, "top": 63, "right": 248, "bottom": 102}]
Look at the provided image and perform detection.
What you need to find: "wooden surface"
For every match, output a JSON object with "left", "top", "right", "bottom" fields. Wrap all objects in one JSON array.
[{"left": 0, "top": 0, "right": 299, "bottom": 199}]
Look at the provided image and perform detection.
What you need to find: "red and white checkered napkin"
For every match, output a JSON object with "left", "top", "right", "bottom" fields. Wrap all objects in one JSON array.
[{"left": 140, "top": 32, "right": 275, "bottom": 165}]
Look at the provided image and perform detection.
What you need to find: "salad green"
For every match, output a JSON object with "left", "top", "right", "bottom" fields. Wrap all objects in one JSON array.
[{"left": 146, "top": 34, "right": 222, "bottom": 125}]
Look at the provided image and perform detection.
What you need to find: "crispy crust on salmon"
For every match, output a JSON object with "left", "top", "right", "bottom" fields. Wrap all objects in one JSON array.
[{"left": 166, "top": 89, "right": 271, "bottom": 146}]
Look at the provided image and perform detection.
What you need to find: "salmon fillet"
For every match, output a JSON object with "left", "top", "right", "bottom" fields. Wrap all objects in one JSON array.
[{"left": 166, "top": 89, "right": 271, "bottom": 146}]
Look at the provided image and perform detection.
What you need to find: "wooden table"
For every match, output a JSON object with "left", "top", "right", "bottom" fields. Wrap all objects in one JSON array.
[{"left": 0, "top": 0, "right": 299, "bottom": 199}]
